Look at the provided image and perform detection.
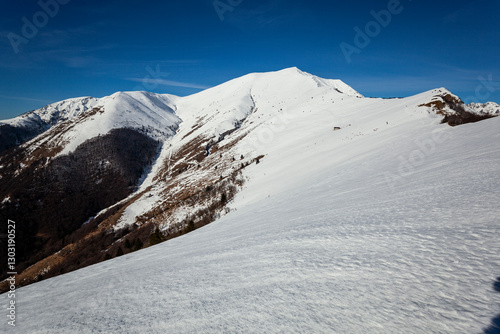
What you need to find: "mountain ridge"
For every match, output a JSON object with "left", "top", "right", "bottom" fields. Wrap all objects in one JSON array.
[
  {"left": 2, "top": 68, "right": 498, "bottom": 155},
  {"left": 0, "top": 68, "right": 498, "bottom": 293},
  {"left": 0, "top": 69, "right": 499, "bottom": 333}
]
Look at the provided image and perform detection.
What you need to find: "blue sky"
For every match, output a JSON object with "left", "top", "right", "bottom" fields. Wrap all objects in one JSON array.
[{"left": 0, "top": 0, "right": 499, "bottom": 119}]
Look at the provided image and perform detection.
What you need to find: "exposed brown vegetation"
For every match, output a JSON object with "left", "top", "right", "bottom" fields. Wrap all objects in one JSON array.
[
  {"left": 441, "top": 113, "right": 497, "bottom": 126},
  {"left": 419, "top": 94, "right": 497, "bottom": 126},
  {"left": 0, "top": 128, "right": 160, "bottom": 289},
  {"left": 0, "top": 105, "right": 263, "bottom": 293}
]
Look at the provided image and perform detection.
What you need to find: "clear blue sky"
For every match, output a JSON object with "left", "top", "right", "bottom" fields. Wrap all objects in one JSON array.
[{"left": 0, "top": 0, "right": 499, "bottom": 119}]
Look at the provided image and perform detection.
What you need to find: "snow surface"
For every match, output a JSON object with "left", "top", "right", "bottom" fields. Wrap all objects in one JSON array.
[
  {"left": 116, "top": 68, "right": 366, "bottom": 228},
  {"left": 1, "top": 91, "right": 181, "bottom": 158},
  {"left": 56, "top": 91, "right": 181, "bottom": 156},
  {"left": 1, "top": 68, "right": 499, "bottom": 333},
  {"left": 0, "top": 96, "right": 99, "bottom": 128}
]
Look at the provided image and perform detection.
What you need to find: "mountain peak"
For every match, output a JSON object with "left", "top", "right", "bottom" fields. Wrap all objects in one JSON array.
[
  {"left": 276, "top": 68, "right": 364, "bottom": 98},
  {"left": 277, "top": 66, "right": 307, "bottom": 75}
]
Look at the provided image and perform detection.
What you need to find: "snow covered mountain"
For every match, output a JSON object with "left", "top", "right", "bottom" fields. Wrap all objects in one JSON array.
[
  {"left": 0, "top": 96, "right": 98, "bottom": 153},
  {"left": 0, "top": 68, "right": 499, "bottom": 333},
  {"left": 0, "top": 91, "right": 180, "bottom": 155}
]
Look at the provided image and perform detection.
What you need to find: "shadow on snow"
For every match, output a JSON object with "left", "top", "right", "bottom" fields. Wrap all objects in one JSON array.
[{"left": 484, "top": 277, "right": 500, "bottom": 334}]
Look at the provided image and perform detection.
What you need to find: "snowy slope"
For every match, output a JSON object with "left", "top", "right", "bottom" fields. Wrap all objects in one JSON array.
[
  {"left": 3, "top": 91, "right": 181, "bottom": 164},
  {"left": 0, "top": 96, "right": 99, "bottom": 129},
  {"left": 0, "top": 97, "right": 101, "bottom": 153},
  {"left": 1, "top": 68, "right": 499, "bottom": 333},
  {"left": 2, "top": 107, "right": 499, "bottom": 333},
  {"left": 114, "top": 72, "right": 458, "bottom": 230},
  {"left": 115, "top": 68, "right": 366, "bottom": 229},
  {"left": 54, "top": 91, "right": 181, "bottom": 156},
  {"left": 174, "top": 67, "right": 362, "bottom": 140}
]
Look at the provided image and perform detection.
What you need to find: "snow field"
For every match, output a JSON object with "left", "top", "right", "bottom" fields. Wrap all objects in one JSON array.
[{"left": 1, "top": 68, "right": 499, "bottom": 333}]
